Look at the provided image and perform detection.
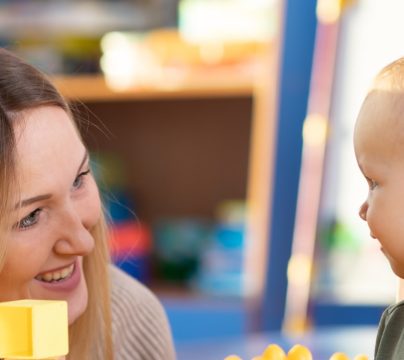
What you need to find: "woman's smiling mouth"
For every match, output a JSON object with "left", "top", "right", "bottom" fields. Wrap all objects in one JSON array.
[
  {"left": 33, "top": 259, "right": 82, "bottom": 292},
  {"left": 35, "top": 263, "right": 75, "bottom": 283}
]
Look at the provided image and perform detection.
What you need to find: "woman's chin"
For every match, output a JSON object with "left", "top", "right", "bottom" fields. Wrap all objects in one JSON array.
[
  {"left": 67, "top": 290, "right": 88, "bottom": 325},
  {"left": 67, "top": 277, "right": 89, "bottom": 325}
]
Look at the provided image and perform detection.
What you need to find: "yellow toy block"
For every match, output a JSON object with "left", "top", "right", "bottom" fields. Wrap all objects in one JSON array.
[
  {"left": 262, "top": 344, "right": 286, "bottom": 359},
  {"left": 225, "top": 343, "right": 370, "bottom": 360},
  {"left": 0, "top": 300, "right": 68, "bottom": 359},
  {"left": 287, "top": 345, "right": 313, "bottom": 360},
  {"left": 329, "top": 353, "right": 350, "bottom": 360}
]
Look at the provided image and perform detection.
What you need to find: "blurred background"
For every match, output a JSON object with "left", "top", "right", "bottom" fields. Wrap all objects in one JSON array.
[{"left": 3, "top": 0, "right": 404, "bottom": 358}]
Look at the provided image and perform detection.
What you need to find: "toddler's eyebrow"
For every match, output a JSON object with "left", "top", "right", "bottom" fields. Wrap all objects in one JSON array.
[{"left": 16, "top": 150, "right": 89, "bottom": 209}]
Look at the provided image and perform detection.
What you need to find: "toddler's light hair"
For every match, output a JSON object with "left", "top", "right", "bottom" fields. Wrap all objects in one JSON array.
[{"left": 373, "top": 57, "right": 404, "bottom": 92}]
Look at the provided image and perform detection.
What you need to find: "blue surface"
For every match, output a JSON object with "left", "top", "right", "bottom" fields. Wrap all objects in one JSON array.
[
  {"left": 162, "top": 297, "right": 247, "bottom": 343},
  {"left": 176, "top": 326, "right": 378, "bottom": 360},
  {"left": 311, "top": 303, "right": 385, "bottom": 327},
  {"left": 262, "top": 0, "right": 317, "bottom": 331}
]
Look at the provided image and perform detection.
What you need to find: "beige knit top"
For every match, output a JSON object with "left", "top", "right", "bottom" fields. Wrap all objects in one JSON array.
[{"left": 110, "top": 266, "right": 176, "bottom": 360}]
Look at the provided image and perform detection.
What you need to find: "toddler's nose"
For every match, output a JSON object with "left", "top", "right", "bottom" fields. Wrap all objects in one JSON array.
[{"left": 359, "top": 202, "right": 368, "bottom": 221}]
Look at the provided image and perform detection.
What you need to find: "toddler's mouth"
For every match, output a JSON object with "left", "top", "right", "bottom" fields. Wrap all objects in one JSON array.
[{"left": 35, "top": 263, "right": 75, "bottom": 283}]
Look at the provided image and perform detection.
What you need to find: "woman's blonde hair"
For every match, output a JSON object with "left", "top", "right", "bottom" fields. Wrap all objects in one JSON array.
[{"left": 0, "top": 48, "right": 113, "bottom": 359}]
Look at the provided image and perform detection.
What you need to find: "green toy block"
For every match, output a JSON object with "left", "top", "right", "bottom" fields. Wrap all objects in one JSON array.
[{"left": 0, "top": 300, "right": 68, "bottom": 359}]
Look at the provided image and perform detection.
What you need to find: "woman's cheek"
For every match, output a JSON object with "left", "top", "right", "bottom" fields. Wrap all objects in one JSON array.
[{"left": 0, "top": 240, "right": 46, "bottom": 299}]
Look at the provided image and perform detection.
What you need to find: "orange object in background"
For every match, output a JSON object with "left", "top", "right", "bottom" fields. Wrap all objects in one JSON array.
[
  {"left": 144, "top": 29, "right": 270, "bottom": 67},
  {"left": 100, "top": 28, "right": 271, "bottom": 91}
]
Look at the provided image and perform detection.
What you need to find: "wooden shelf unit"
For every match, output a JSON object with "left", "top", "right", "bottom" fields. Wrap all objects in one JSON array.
[
  {"left": 53, "top": 71, "right": 255, "bottom": 102},
  {"left": 54, "top": 73, "right": 255, "bottom": 224}
]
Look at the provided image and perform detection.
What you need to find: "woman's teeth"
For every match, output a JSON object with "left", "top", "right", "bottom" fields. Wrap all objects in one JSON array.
[{"left": 35, "top": 264, "right": 74, "bottom": 283}]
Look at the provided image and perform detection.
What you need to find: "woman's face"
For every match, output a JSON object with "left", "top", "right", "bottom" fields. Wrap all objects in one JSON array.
[{"left": 0, "top": 106, "right": 101, "bottom": 324}]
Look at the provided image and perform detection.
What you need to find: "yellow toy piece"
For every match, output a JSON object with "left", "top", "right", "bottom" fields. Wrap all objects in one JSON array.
[
  {"left": 287, "top": 345, "right": 313, "bottom": 360},
  {"left": 0, "top": 300, "right": 68, "bottom": 359},
  {"left": 262, "top": 344, "right": 287, "bottom": 360},
  {"left": 329, "top": 353, "right": 350, "bottom": 360},
  {"left": 224, "top": 356, "right": 243, "bottom": 360},
  {"left": 224, "top": 343, "right": 369, "bottom": 360}
]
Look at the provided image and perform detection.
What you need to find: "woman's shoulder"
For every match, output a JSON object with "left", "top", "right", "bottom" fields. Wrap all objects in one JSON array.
[
  {"left": 109, "top": 264, "right": 176, "bottom": 360},
  {"left": 109, "top": 264, "right": 157, "bottom": 306}
]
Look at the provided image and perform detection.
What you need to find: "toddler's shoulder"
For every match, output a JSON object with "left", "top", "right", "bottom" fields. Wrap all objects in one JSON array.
[{"left": 375, "top": 301, "right": 404, "bottom": 360}]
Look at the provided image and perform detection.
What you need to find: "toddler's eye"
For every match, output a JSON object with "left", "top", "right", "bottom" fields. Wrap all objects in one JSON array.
[
  {"left": 72, "top": 169, "right": 91, "bottom": 190},
  {"left": 16, "top": 208, "right": 42, "bottom": 230}
]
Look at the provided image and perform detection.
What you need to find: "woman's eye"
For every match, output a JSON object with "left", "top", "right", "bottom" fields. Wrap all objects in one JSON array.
[
  {"left": 17, "top": 208, "right": 42, "bottom": 230},
  {"left": 72, "top": 169, "right": 91, "bottom": 190}
]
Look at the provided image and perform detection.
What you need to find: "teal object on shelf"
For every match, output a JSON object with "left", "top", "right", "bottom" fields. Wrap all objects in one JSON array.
[
  {"left": 194, "top": 223, "right": 245, "bottom": 296},
  {"left": 153, "top": 218, "right": 213, "bottom": 283}
]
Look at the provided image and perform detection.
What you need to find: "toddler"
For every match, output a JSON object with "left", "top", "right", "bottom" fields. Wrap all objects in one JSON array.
[{"left": 354, "top": 58, "right": 404, "bottom": 359}]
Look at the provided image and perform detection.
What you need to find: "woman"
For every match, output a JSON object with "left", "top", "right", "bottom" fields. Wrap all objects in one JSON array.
[{"left": 0, "top": 48, "right": 176, "bottom": 359}]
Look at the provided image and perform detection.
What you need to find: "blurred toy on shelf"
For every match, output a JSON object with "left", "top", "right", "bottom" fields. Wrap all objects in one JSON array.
[
  {"left": 152, "top": 217, "right": 212, "bottom": 284},
  {"left": 194, "top": 200, "right": 246, "bottom": 296},
  {"left": 224, "top": 344, "right": 369, "bottom": 360},
  {"left": 110, "top": 221, "right": 152, "bottom": 283},
  {"left": 90, "top": 151, "right": 137, "bottom": 226},
  {"left": 91, "top": 151, "right": 152, "bottom": 283},
  {"left": 0, "top": 0, "right": 179, "bottom": 75},
  {"left": 100, "top": 27, "right": 270, "bottom": 90},
  {"left": 7, "top": 36, "right": 101, "bottom": 75}
]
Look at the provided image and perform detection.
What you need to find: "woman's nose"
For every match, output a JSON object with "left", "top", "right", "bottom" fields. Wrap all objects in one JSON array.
[
  {"left": 54, "top": 205, "right": 95, "bottom": 256},
  {"left": 359, "top": 201, "right": 368, "bottom": 221}
]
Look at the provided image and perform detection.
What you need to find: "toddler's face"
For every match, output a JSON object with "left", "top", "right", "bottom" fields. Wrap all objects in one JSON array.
[{"left": 354, "top": 90, "right": 404, "bottom": 278}]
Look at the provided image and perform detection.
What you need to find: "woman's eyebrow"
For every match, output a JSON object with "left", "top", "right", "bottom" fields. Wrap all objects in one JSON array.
[
  {"left": 77, "top": 150, "right": 89, "bottom": 174},
  {"left": 18, "top": 194, "right": 52, "bottom": 208},
  {"left": 16, "top": 150, "right": 89, "bottom": 209}
]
